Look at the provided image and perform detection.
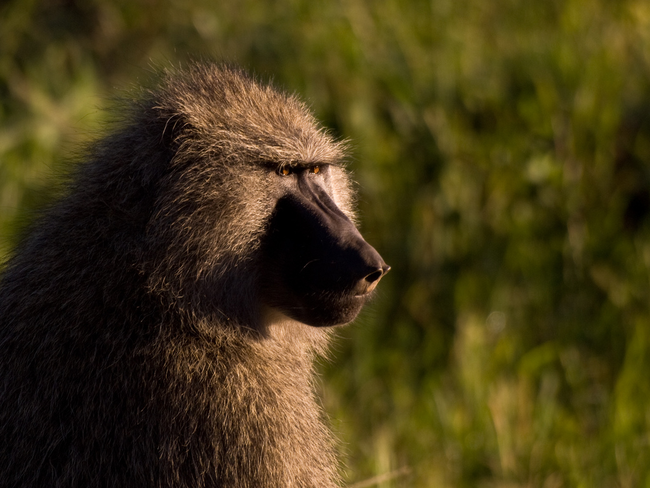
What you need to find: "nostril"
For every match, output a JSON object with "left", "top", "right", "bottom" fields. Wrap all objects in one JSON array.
[
  {"left": 355, "top": 264, "right": 390, "bottom": 296},
  {"left": 365, "top": 269, "right": 384, "bottom": 284},
  {"left": 364, "top": 264, "right": 391, "bottom": 284}
]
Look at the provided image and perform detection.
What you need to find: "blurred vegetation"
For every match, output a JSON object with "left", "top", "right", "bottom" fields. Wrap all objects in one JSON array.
[{"left": 3, "top": 0, "right": 650, "bottom": 486}]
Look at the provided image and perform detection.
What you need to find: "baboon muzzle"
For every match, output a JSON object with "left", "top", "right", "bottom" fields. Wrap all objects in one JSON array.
[{"left": 261, "top": 173, "right": 390, "bottom": 327}]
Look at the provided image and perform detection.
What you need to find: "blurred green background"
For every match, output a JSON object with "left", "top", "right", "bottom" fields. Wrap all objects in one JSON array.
[{"left": 2, "top": 0, "right": 650, "bottom": 486}]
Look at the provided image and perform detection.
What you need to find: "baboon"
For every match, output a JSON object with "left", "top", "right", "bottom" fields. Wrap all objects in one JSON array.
[{"left": 0, "top": 64, "right": 389, "bottom": 488}]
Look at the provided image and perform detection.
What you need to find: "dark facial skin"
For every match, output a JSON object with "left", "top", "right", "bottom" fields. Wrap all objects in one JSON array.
[{"left": 260, "top": 163, "right": 389, "bottom": 327}]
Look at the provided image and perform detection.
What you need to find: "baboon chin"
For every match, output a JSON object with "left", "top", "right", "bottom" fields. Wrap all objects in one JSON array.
[{"left": 0, "top": 63, "right": 388, "bottom": 488}]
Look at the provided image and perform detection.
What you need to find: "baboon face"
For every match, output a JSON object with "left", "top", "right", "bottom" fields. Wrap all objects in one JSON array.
[{"left": 260, "top": 162, "right": 389, "bottom": 327}]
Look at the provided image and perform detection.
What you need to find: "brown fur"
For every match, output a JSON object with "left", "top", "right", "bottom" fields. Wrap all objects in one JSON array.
[{"left": 0, "top": 64, "right": 363, "bottom": 487}]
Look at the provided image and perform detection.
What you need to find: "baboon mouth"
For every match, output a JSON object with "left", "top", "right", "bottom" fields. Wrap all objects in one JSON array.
[{"left": 267, "top": 291, "right": 370, "bottom": 327}]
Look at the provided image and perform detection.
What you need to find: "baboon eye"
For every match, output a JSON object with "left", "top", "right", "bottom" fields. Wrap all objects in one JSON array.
[
  {"left": 278, "top": 165, "right": 292, "bottom": 176},
  {"left": 310, "top": 165, "right": 321, "bottom": 174}
]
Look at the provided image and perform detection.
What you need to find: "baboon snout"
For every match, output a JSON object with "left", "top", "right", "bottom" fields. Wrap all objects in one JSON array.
[{"left": 260, "top": 176, "right": 390, "bottom": 327}]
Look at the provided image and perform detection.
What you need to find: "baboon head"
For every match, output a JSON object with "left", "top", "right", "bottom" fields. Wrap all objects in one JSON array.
[{"left": 144, "top": 64, "right": 388, "bottom": 330}]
